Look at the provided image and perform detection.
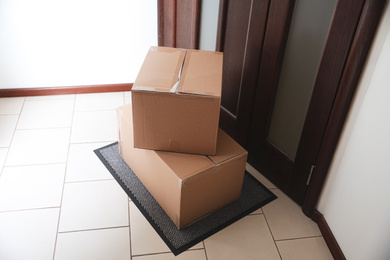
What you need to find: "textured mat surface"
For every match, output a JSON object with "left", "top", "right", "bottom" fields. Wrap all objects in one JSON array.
[{"left": 94, "top": 142, "right": 277, "bottom": 256}]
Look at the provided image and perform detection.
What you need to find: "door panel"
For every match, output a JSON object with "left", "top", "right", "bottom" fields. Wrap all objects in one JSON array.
[
  {"left": 220, "top": 0, "right": 252, "bottom": 116},
  {"left": 244, "top": 0, "right": 296, "bottom": 192},
  {"left": 217, "top": 0, "right": 270, "bottom": 145},
  {"left": 267, "top": 0, "right": 336, "bottom": 158}
]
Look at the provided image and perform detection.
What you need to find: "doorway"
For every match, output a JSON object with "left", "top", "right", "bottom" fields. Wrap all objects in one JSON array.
[{"left": 216, "top": 0, "right": 385, "bottom": 207}]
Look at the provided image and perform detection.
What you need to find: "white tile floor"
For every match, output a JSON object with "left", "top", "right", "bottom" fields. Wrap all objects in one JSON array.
[{"left": 0, "top": 92, "right": 334, "bottom": 260}]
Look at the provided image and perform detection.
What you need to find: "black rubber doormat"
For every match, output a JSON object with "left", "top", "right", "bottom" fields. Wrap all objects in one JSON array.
[{"left": 94, "top": 142, "right": 277, "bottom": 256}]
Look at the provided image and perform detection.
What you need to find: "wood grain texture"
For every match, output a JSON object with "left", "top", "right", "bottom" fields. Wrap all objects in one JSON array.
[
  {"left": 258, "top": 140, "right": 293, "bottom": 193},
  {"left": 217, "top": 0, "right": 271, "bottom": 146},
  {"left": 176, "top": 0, "right": 200, "bottom": 49},
  {"left": 158, "top": 0, "right": 200, "bottom": 49},
  {"left": 220, "top": 0, "right": 253, "bottom": 116},
  {"left": 158, "top": 0, "right": 176, "bottom": 47},
  {"left": 235, "top": 0, "right": 271, "bottom": 146},
  {"left": 247, "top": 0, "right": 295, "bottom": 171},
  {"left": 0, "top": 83, "right": 133, "bottom": 97}
]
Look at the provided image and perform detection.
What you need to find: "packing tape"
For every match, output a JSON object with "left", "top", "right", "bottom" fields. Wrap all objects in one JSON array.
[{"left": 169, "top": 81, "right": 180, "bottom": 93}]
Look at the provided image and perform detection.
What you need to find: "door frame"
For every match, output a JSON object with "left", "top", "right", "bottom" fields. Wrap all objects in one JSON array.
[
  {"left": 288, "top": 0, "right": 380, "bottom": 206},
  {"left": 158, "top": 0, "right": 386, "bottom": 217},
  {"left": 301, "top": 0, "right": 386, "bottom": 216},
  {"left": 157, "top": 0, "right": 201, "bottom": 49},
  {"left": 215, "top": 0, "right": 386, "bottom": 216}
]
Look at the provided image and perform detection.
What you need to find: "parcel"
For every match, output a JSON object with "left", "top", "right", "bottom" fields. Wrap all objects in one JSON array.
[{"left": 131, "top": 47, "right": 223, "bottom": 155}]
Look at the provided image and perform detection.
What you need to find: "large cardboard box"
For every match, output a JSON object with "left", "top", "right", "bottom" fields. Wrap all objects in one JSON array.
[
  {"left": 131, "top": 46, "right": 223, "bottom": 155},
  {"left": 117, "top": 104, "right": 247, "bottom": 229}
]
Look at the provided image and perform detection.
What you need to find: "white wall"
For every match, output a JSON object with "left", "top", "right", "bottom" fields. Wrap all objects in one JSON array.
[
  {"left": 317, "top": 2, "right": 390, "bottom": 260},
  {"left": 199, "top": 0, "right": 219, "bottom": 51},
  {"left": 0, "top": 0, "right": 157, "bottom": 89}
]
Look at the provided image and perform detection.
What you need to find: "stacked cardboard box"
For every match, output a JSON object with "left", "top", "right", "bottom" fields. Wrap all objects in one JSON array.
[{"left": 117, "top": 46, "right": 248, "bottom": 229}]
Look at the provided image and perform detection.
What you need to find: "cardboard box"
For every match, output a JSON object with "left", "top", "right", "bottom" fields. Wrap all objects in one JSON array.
[
  {"left": 117, "top": 104, "right": 247, "bottom": 229},
  {"left": 131, "top": 46, "right": 223, "bottom": 155}
]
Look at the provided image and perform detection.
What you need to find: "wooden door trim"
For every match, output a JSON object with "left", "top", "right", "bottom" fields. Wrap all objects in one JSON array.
[
  {"left": 0, "top": 83, "right": 133, "bottom": 97},
  {"left": 157, "top": 0, "right": 200, "bottom": 49},
  {"left": 215, "top": 0, "right": 228, "bottom": 52},
  {"left": 312, "top": 210, "right": 347, "bottom": 260},
  {"left": 158, "top": 0, "right": 176, "bottom": 47},
  {"left": 302, "top": 0, "right": 387, "bottom": 217}
]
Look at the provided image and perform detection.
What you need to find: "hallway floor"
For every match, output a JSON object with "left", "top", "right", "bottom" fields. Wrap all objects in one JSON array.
[{"left": 0, "top": 92, "right": 333, "bottom": 259}]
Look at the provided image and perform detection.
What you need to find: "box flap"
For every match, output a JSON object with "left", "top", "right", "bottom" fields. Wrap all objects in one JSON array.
[
  {"left": 164, "top": 129, "right": 247, "bottom": 183},
  {"left": 156, "top": 152, "right": 215, "bottom": 182},
  {"left": 207, "top": 129, "right": 247, "bottom": 164},
  {"left": 178, "top": 50, "right": 223, "bottom": 97},
  {"left": 132, "top": 46, "right": 186, "bottom": 93}
]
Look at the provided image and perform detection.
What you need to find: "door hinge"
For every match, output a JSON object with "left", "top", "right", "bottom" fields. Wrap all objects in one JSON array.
[{"left": 306, "top": 165, "right": 315, "bottom": 185}]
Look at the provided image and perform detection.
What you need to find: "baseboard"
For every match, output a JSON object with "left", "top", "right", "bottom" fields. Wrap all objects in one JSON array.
[
  {"left": 0, "top": 83, "right": 133, "bottom": 97},
  {"left": 312, "top": 209, "right": 346, "bottom": 260}
]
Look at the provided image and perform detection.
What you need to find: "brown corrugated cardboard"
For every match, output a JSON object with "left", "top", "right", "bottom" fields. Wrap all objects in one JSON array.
[
  {"left": 117, "top": 104, "right": 247, "bottom": 229},
  {"left": 131, "top": 46, "right": 223, "bottom": 155}
]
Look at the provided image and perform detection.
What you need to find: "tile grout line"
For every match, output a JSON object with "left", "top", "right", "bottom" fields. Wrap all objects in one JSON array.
[
  {"left": 69, "top": 140, "right": 118, "bottom": 145},
  {"left": 131, "top": 251, "right": 172, "bottom": 258},
  {"left": 203, "top": 240, "right": 209, "bottom": 260},
  {"left": 0, "top": 113, "right": 24, "bottom": 115},
  {"left": 65, "top": 178, "right": 115, "bottom": 184},
  {"left": 12, "top": 126, "right": 73, "bottom": 131},
  {"left": 68, "top": 140, "right": 117, "bottom": 145},
  {"left": 131, "top": 248, "right": 205, "bottom": 258},
  {"left": 2, "top": 162, "right": 68, "bottom": 169},
  {"left": 274, "top": 235, "right": 324, "bottom": 242},
  {"left": 51, "top": 95, "right": 76, "bottom": 260},
  {"left": 58, "top": 225, "right": 130, "bottom": 234},
  {"left": 262, "top": 208, "right": 283, "bottom": 260},
  {"left": 0, "top": 206, "right": 61, "bottom": 214},
  {"left": 0, "top": 97, "right": 26, "bottom": 178},
  {"left": 73, "top": 109, "right": 119, "bottom": 113}
]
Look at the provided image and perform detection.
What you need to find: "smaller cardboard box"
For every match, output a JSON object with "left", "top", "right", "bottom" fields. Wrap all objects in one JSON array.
[
  {"left": 131, "top": 46, "right": 223, "bottom": 155},
  {"left": 117, "top": 104, "right": 247, "bottom": 229}
]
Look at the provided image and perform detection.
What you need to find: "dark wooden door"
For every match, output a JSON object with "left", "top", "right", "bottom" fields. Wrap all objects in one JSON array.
[
  {"left": 217, "top": 0, "right": 385, "bottom": 206},
  {"left": 216, "top": 0, "right": 273, "bottom": 146},
  {"left": 217, "top": 0, "right": 297, "bottom": 195}
]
